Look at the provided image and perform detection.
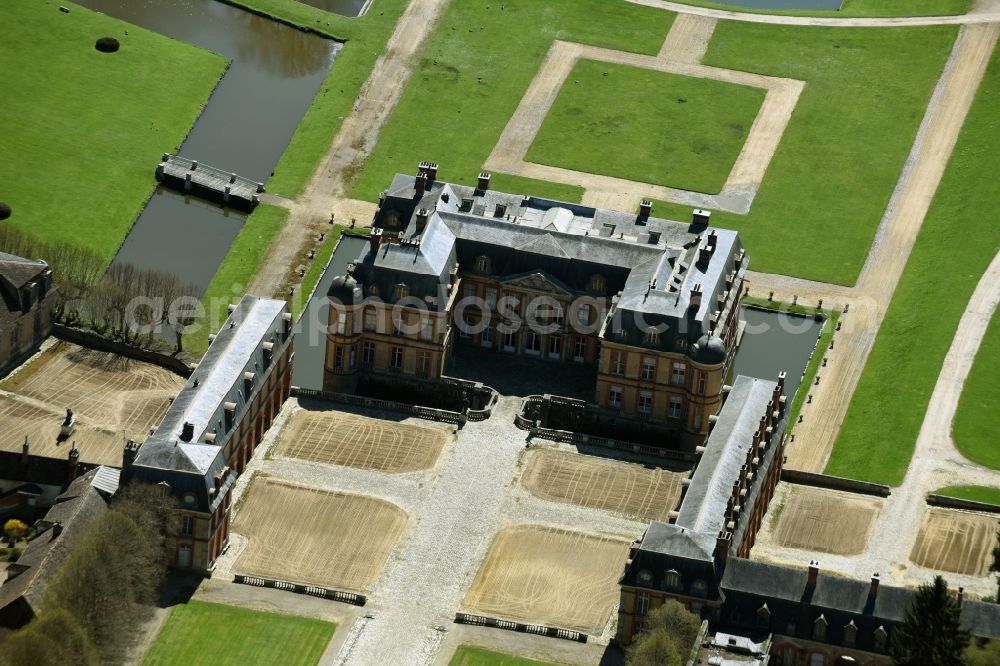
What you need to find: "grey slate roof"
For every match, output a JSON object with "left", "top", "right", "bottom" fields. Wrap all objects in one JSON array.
[
  {"left": 131, "top": 295, "right": 290, "bottom": 512},
  {"left": 0, "top": 469, "right": 108, "bottom": 621},
  {"left": 0, "top": 252, "right": 51, "bottom": 328},
  {"left": 676, "top": 376, "right": 778, "bottom": 536}
]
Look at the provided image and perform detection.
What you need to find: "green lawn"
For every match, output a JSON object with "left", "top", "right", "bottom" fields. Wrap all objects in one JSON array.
[
  {"left": 664, "top": 0, "right": 970, "bottom": 17},
  {"left": 448, "top": 645, "right": 563, "bottom": 666},
  {"left": 953, "top": 306, "right": 1000, "bottom": 469},
  {"left": 350, "top": 0, "right": 675, "bottom": 203},
  {"left": 526, "top": 61, "right": 765, "bottom": 194},
  {"left": 935, "top": 485, "right": 1000, "bottom": 506},
  {"left": 184, "top": 204, "right": 288, "bottom": 355},
  {"left": 653, "top": 23, "right": 955, "bottom": 285},
  {"left": 0, "top": 0, "right": 226, "bottom": 266},
  {"left": 825, "top": 43, "right": 1000, "bottom": 485},
  {"left": 143, "top": 600, "right": 334, "bottom": 666},
  {"left": 227, "top": 0, "right": 410, "bottom": 198}
]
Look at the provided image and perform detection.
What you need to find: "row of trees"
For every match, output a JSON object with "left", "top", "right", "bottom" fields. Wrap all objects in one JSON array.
[
  {"left": 0, "top": 483, "right": 174, "bottom": 664},
  {"left": 0, "top": 226, "right": 199, "bottom": 351}
]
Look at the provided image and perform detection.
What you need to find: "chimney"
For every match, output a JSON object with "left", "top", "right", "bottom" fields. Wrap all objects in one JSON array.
[
  {"left": 715, "top": 530, "right": 732, "bottom": 568},
  {"left": 415, "top": 207, "right": 429, "bottom": 232},
  {"left": 414, "top": 171, "right": 428, "bottom": 196},
  {"left": 52, "top": 522, "right": 63, "bottom": 539},
  {"left": 477, "top": 172, "right": 491, "bottom": 192},
  {"left": 808, "top": 560, "right": 820, "bottom": 587},
  {"left": 180, "top": 422, "right": 195, "bottom": 442},
  {"left": 870, "top": 572, "right": 880, "bottom": 598},
  {"left": 639, "top": 199, "right": 652, "bottom": 218},
  {"left": 121, "top": 440, "right": 140, "bottom": 484},
  {"left": 418, "top": 161, "right": 438, "bottom": 182},
  {"left": 699, "top": 234, "right": 716, "bottom": 266},
  {"left": 20, "top": 436, "right": 29, "bottom": 469},
  {"left": 369, "top": 228, "right": 383, "bottom": 254},
  {"left": 689, "top": 283, "right": 703, "bottom": 310},
  {"left": 692, "top": 208, "right": 711, "bottom": 226},
  {"left": 957, "top": 587, "right": 965, "bottom": 608},
  {"left": 67, "top": 446, "right": 80, "bottom": 483}
]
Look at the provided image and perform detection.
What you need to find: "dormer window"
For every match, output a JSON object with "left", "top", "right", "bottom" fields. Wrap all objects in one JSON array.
[
  {"left": 874, "top": 625, "right": 888, "bottom": 651},
  {"left": 588, "top": 274, "right": 606, "bottom": 292},
  {"left": 392, "top": 283, "right": 409, "bottom": 300},
  {"left": 813, "top": 614, "right": 828, "bottom": 641},
  {"left": 637, "top": 569, "right": 653, "bottom": 585},
  {"left": 494, "top": 204, "right": 507, "bottom": 218},
  {"left": 475, "top": 255, "right": 491, "bottom": 273},
  {"left": 643, "top": 330, "right": 659, "bottom": 345},
  {"left": 756, "top": 603, "right": 770, "bottom": 628},
  {"left": 844, "top": 620, "right": 857, "bottom": 646},
  {"left": 663, "top": 570, "right": 681, "bottom": 590},
  {"left": 368, "top": 284, "right": 380, "bottom": 297}
]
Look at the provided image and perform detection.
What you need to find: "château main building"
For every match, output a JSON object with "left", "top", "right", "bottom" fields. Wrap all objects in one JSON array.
[{"left": 325, "top": 163, "right": 748, "bottom": 449}]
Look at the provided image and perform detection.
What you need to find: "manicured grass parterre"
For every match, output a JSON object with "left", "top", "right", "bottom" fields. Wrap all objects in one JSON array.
[
  {"left": 954, "top": 306, "right": 1000, "bottom": 469},
  {"left": 226, "top": 0, "right": 409, "bottom": 198},
  {"left": 653, "top": 23, "right": 955, "bottom": 284},
  {"left": 350, "top": 0, "right": 675, "bottom": 204},
  {"left": 0, "top": 0, "right": 226, "bottom": 266},
  {"left": 826, "top": 44, "right": 1000, "bottom": 485},
  {"left": 666, "top": 0, "right": 970, "bottom": 18},
  {"left": 448, "top": 645, "right": 562, "bottom": 666},
  {"left": 184, "top": 204, "right": 288, "bottom": 355},
  {"left": 935, "top": 485, "right": 1000, "bottom": 506},
  {"left": 525, "top": 61, "right": 765, "bottom": 194},
  {"left": 143, "top": 600, "right": 334, "bottom": 666}
]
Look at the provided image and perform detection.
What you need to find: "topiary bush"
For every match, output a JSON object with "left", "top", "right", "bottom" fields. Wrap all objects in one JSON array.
[
  {"left": 95, "top": 37, "right": 120, "bottom": 53},
  {"left": 0, "top": 203, "right": 10, "bottom": 220}
]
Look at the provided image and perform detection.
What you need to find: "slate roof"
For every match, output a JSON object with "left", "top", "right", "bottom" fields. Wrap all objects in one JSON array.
[
  {"left": 0, "top": 252, "right": 51, "bottom": 329},
  {"left": 0, "top": 252, "right": 48, "bottom": 290},
  {"left": 676, "top": 376, "right": 779, "bottom": 536},
  {"left": 0, "top": 469, "right": 108, "bottom": 621},
  {"left": 131, "top": 295, "right": 290, "bottom": 512}
]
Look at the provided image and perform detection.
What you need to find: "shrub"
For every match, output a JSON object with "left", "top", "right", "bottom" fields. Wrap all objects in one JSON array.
[
  {"left": 7, "top": 548, "right": 22, "bottom": 562},
  {"left": 94, "top": 37, "right": 119, "bottom": 53},
  {"left": 0, "top": 202, "right": 11, "bottom": 220},
  {"left": 4, "top": 518, "right": 28, "bottom": 541}
]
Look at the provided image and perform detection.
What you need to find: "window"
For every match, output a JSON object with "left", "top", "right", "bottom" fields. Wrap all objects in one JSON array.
[
  {"left": 577, "top": 304, "right": 592, "bottom": 326},
  {"left": 668, "top": 396, "right": 683, "bottom": 419},
  {"left": 781, "top": 646, "right": 796, "bottom": 666},
  {"left": 181, "top": 515, "right": 194, "bottom": 537},
  {"left": 417, "top": 351, "right": 432, "bottom": 377},
  {"left": 503, "top": 331, "right": 517, "bottom": 352},
  {"left": 874, "top": 626, "right": 888, "bottom": 651},
  {"left": 463, "top": 284, "right": 476, "bottom": 299},
  {"left": 843, "top": 621, "right": 857, "bottom": 647},
  {"left": 676, "top": 337, "right": 689, "bottom": 351},
  {"left": 690, "top": 601, "right": 703, "bottom": 615},
  {"left": 637, "top": 569, "right": 654, "bottom": 585},
  {"left": 368, "top": 284, "right": 380, "bottom": 297},
  {"left": 475, "top": 255, "right": 491, "bottom": 273},
  {"left": 756, "top": 604, "right": 770, "bottom": 628},
  {"left": 637, "top": 391, "right": 652, "bottom": 414},
  {"left": 636, "top": 592, "right": 649, "bottom": 616},
  {"left": 548, "top": 333, "right": 561, "bottom": 359},
  {"left": 691, "top": 579, "right": 708, "bottom": 596},
  {"left": 809, "top": 654, "right": 825, "bottom": 666},
  {"left": 393, "top": 313, "right": 405, "bottom": 337},
  {"left": 813, "top": 614, "right": 827, "bottom": 641},
  {"left": 641, "top": 358, "right": 656, "bottom": 381},
  {"left": 615, "top": 327, "right": 627, "bottom": 340},
  {"left": 392, "top": 283, "right": 409, "bottom": 300},
  {"left": 692, "top": 406, "right": 702, "bottom": 430},
  {"left": 697, "top": 372, "right": 706, "bottom": 395},
  {"left": 420, "top": 319, "right": 433, "bottom": 341},
  {"left": 664, "top": 570, "right": 681, "bottom": 589},
  {"left": 362, "top": 342, "right": 375, "bottom": 366},
  {"left": 588, "top": 274, "right": 606, "bottom": 292},
  {"left": 364, "top": 307, "right": 377, "bottom": 331},
  {"left": 391, "top": 346, "right": 403, "bottom": 369},
  {"left": 482, "top": 320, "right": 494, "bottom": 346},
  {"left": 574, "top": 336, "right": 586, "bottom": 362},
  {"left": 526, "top": 330, "right": 541, "bottom": 355},
  {"left": 671, "top": 362, "right": 686, "bottom": 387},
  {"left": 334, "top": 346, "right": 344, "bottom": 370},
  {"left": 643, "top": 329, "right": 659, "bottom": 345},
  {"left": 484, "top": 287, "right": 497, "bottom": 310},
  {"left": 611, "top": 351, "right": 625, "bottom": 376},
  {"left": 608, "top": 386, "right": 623, "bottom": 409},
  {"left": 335, "top": 312, "right": 346, "bottom": 335},
  {"left": 460, "top": 316, "right": 472, "bottom": 339}
]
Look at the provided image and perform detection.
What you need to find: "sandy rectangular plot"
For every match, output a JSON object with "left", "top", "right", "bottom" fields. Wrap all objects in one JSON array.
[
  {"left": 274, "top": 408, "right": 446, "bottom": 473},
  {"left": 520, "top": 449, "right": 684, "bottom": 521},
  {"left": 2, "top": 343, "right": 182, "bottom": 436},
  {"left": 768, "top": 485, "right": 881, "bottom": 556},
  {"left": 909, "top": 508, "right": 997, "bottom": 576},
  {"left": 463, "top": 525, "right": 630, "bottom": 634},
  {"left": 233, "top": 478, "right": 407, "bottom": 591},
  {"left": 0, "top": 394, "right": 124, "bottom": 465}
]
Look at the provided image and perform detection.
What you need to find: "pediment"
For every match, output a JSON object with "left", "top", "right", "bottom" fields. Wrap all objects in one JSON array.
[{"left": 501, "top": 271, "right": 573, "bottom": 296}]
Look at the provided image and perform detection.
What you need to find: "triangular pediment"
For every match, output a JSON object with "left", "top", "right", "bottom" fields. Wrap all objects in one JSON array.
[{"left": 501, "top": 270, "right": 574, "bottom": 296}]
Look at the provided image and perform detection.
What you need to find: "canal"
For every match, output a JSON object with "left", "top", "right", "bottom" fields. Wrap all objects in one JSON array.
[
  {"left": 292, "top": 234, "right": 367, "bottom": 390},
  {"left": 75, "top": 0, "right": 339, "bottom": 293},
  {"left": 732, "top": 306, "right": 824, "bottom": 403}
]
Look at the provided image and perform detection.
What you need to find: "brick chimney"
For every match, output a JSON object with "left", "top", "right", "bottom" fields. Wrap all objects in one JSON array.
[
  {"left": 699, "top": 234, "right": 716, "bottom": 266},
  {"left": 20, "top": 436, "right": 29, "bottom": 470},
  {"left": 67, "top": 446, "right": 80, "bottom": 483},
  {"left": 869, "top": 572, "right": 880, "bottom": 598},
  {"left": 369, "top": 228, "right": 383, "bottom": 255},
  {"left": 639, "top": 199, "right": 652, "bottom": 218},
  {"left": 121, "top": 439, "right": 140, "bottom": 484},
  {"left": 181, "top": 422, "right": 195, "bottom": 442},
  {"left": 808, "top": 560, "right": 820, "bottom": 587},
  {"left": 418, "top": 161, "right": 438, "bottom": 182},
  {"left": 692, "top": 208, "right": 711, "bottom": 226},
  {"left": 415, "top": 207, "right": 429, "bottom": 232},
  {"left": 689, "top": 283, "right": 703, "bottom": 310},
  {"left": 477, "top": 171, "right": 491, "bottom": 192},
  {"left": 715, "top": 530, "right": 732, "bottom": 568},
  {"left": 414, "top": 171, "right": 428, "bottom": 196}
]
